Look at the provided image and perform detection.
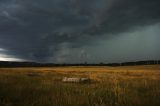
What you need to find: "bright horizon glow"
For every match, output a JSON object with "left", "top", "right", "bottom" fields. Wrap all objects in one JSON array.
[{"left": 0, "top": 54, "right": 25, "bottom": 62}]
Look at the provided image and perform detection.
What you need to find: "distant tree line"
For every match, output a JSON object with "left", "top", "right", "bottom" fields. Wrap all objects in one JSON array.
[
  {"left": 106, "top": 60, "right": 160, "bottom": 66},
  {"left": 0, "top": 60, "right": 160, "bottom": 68}
]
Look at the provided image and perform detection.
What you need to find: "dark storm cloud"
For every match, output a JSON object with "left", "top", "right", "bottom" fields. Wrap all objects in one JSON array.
[
  {"left": 87, "top": 0, "right": 160, "bottom": 35},
  {"left": 0, "top": 0, "right": 160, "bottom": 62}
]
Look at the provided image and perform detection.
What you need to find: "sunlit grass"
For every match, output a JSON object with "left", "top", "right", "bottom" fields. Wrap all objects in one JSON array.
[{"left": 0, "top": 65, "right": 160, "bottom": 106}]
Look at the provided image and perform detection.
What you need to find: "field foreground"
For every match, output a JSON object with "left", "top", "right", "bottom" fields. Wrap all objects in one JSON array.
[{"left": 0, "top": 65, "right": 160, "bottom": 106}]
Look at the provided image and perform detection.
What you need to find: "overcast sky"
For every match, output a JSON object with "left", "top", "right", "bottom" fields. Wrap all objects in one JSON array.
[{"left": 0, "top": 0, "right": 160, "bottom": 63}]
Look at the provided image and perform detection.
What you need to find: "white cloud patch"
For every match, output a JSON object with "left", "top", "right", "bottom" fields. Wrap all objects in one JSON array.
[
  {"left": 0, "top": 48, "right": 6, "bottom": 51},
  {"left": 0, "top": 48, "right": 25, "bottom": 61},
  {"left": 0, "top": 54, "right": 25, "bottom": 61}
]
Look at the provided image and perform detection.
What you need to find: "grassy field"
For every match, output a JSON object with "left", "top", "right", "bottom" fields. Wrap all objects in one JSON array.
[{"left": 0, "top": 65, "right": 160, "bottom": 106}]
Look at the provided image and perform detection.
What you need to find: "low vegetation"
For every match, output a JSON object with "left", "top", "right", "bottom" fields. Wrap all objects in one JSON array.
[{"left": 0, "top": 65, "right": 160, "bottom": 106}]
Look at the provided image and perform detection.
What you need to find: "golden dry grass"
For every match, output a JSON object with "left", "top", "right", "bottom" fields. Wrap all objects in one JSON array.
[{"left": 0, "top": 65, "right": 160, "bottom": 106}]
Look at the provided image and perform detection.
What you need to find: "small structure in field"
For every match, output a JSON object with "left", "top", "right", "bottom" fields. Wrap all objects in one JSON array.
[{"left": 62, "top": 77, "right": 90, "bottom": 83}]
